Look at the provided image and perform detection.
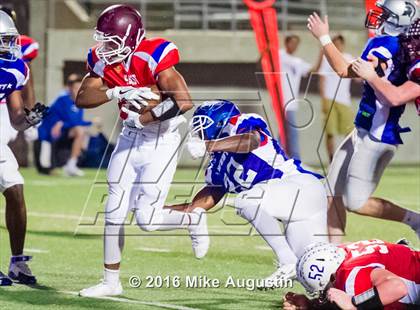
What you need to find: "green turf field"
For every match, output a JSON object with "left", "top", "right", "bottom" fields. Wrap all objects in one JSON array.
[{"left": 0, "top": 166, "right": 418, "bottom": 309}]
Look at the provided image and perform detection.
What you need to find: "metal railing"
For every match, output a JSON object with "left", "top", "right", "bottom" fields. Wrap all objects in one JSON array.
[{"left": 57, "top": 0, "right": 366, "bottom": 31}]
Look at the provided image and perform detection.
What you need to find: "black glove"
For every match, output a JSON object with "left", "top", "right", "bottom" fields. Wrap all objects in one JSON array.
[{"left": 25, "top": 102, "right": 49, "bottom": 126}]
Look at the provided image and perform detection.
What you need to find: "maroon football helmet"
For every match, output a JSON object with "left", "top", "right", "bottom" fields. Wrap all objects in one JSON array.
[{"left": 94, "top": 5, "right": 145, "bottom": 65}]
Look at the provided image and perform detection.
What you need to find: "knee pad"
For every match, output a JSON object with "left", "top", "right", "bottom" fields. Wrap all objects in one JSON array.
[
  {"left": 343, "top": 193, "right": 365, "bottom": 211},
  {"left": 134, "top": 205, "right": 161, "bottom": 232}
]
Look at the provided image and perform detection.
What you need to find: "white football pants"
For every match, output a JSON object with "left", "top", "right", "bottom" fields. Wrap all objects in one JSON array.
[
  {"left": 235, "top": 173, "right": 328, "bottom": 260},
  {"left": 104, "top": 127, "right": 194, "bottom": 264}
]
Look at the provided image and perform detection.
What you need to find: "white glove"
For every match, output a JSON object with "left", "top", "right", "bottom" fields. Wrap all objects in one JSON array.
[
  {"left": 121, "top": 107, "right": 144, "bottom": 129},
  {"left": 186, "top": 136, "right": 207, "bottom": 159},
  {"left": 106, "top": 86, "right": 160, "bottom": 110}
]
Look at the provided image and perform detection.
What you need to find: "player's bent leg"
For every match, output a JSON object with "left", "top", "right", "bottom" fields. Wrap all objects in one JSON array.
[
  {"left": 279, "top": 175, "right": 328, "bottom": 257},
  {"left": 341, "top": 130, "right": 419, "bottom": 232},
  {"left": 134, "top": 134, "right": 209, "bottom": 258},
  {"left": 235, "top": 199, "right": 297, "bottom": 289}
]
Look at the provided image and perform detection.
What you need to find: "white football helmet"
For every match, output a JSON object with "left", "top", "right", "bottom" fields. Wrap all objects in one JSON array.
[
  {"left": 0, "top": 10, "right": 20, "bottom": 61},
  {"left": 366, "top": 0, "right": 419, "bottom": 36},
  {"left": 296, "top": 243, "right": 346, "bottom": 295}
]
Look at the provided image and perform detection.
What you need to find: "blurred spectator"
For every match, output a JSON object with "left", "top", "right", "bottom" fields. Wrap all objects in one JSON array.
[
  {"left": 35, "top": 73, "right": 91, "bottom": 176},
  {"left": 280, "top": 35, "right": 323, "bottom": 159},
  {"left": 319, "top": 35, "right": 354, "bottom": 162}
]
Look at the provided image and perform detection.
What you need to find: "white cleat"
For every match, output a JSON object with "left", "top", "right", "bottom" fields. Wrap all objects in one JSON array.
[
  {"left": 79, "top": 281, "right": 123, "bottom": 298},
  {"left": 188, "top": 209, "right": 210, "bottom": 259},
  {"left": 63, "top": 164, "right": 85, "bottom": 177},
  {"left": 257, "top": 264, "right": 296, "bottom": 290}
]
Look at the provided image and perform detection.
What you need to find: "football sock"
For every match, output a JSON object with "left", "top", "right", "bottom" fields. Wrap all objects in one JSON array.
[
  {"left": 403, "top": 210, "right": 420, "bottom": 230},
  {"left": 104, "top": 268, "right": 120, "bottom": 286},
  {"left": 104, "top": 223, "right": 124, "bottom": 265},
  {"left": 237, "top": 204, "right": 297, "bottom": 265},
  {"left": 67, "top": 157, "right": 77, "bottom": 168}
]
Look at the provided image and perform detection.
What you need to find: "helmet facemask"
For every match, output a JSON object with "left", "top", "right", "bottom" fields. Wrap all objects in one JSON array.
[
  {"left": 189, "top": 115, "right": 215, "bottom": 140},
  {"left": 0, "top": 32, "right": 21, "bottom": 61},
  {"left": 94, "top": 24, "right": 145, "bottom": 65}
]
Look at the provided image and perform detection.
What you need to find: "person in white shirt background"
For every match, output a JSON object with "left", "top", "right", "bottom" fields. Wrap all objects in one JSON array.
[
  {"left": 280, "top": 35, "right": 322, "bottom": 158},
  {"left": 319, "top": 35, "right": 356, "bottom": 162}
]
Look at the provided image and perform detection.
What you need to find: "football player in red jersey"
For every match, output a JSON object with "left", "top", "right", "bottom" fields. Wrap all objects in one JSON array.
[
  {"left": 76, "top": 5, "right": 210, "bottom": 298},
  {"left": 284, "top": 240, "right": 420, "bottom": 309}
]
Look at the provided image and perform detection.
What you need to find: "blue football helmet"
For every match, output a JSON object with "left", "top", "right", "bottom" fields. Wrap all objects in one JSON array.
[{"left": 190, "top": 100, "right": 240, "bottom": 140}]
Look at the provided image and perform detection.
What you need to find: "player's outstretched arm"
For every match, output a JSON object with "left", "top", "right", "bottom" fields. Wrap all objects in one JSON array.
[
  {"left": 307, "top": 13, "right": 356, "bottom": 78},
  {"left": 165, "top": 186, "right": 226, "bottom": 213},
  {"left": 206, "top": 130, "right": 261, "bottom": 153},
  {"left": 75, "top": 73, "right": 110, "bottom": 109},
  {"left": 352, "top": 57, "right": 420, "bottom": 106}
]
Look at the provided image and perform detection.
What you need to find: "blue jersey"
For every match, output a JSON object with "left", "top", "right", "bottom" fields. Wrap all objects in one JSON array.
[
  {"left": 355, "top": 36, "right": 409, "bottom": 145},
  {"left": 205, "top": 113, "right": 322, "bottom": 194},
  {"left": 38, "top": 91, "right": 91, "bottom": 142},
  {"left": 0, "top": 58, "right": 28, "bottom": 102}
]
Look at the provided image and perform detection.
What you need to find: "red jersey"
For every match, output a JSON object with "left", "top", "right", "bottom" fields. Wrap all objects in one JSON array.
[
  {"left": 20, "top": 35, "right": 39, "bottom": 63},
  {"left": 334, "top": 240, "right": 420, "bottom": 309},
  {"left": 87, "top": 37, "right": 179, "bottom": 88}
]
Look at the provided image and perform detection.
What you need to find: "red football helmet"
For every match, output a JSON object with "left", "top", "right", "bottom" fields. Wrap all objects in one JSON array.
[{"left": 94, "top": 5, "right": 145, "bottom": 65}]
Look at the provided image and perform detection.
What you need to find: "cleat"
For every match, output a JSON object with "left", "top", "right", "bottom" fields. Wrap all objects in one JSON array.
[
  {"left": 257, "top": 264, "right": 296, "bottom": 290},
  {"left": 8, "top": 255, "right": 37, "bottom": 285},
  {"left": 63, "top": 164, "right": 85, "bottom": 177},
  {"left": 0, "top": 271, "right": 12, "bottom": 286},
  {"left": 188, "top": 209, "right": 210, "bottom": 259},
  {"left": 79, "top": 281, "right": 123, "bottom": 297}
]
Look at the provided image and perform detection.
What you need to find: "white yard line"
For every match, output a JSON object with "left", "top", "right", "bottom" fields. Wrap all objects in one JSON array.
[
  {"left": 60, "top": 290, "right": 201, "bottom": 310},
  {"left": 136, "top": 247, "right": 171, "bottom": 253},
  {"left": 255, "top": 245, "right": 272, "bottom": 251},
  {"left": 24, "top": 248, "right": 50, "bottom": 254}
]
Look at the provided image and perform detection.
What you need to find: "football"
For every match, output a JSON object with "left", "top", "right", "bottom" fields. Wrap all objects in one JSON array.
[{"left": 121, "top": 84, "right": 162, "bottom": 115}]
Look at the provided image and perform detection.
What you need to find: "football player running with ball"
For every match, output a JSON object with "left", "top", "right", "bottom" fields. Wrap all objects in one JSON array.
[
  {"left": 284, "top": 240, "right": 420, "bottom": 309},
  {"left": 307, "top": 0, "right": 420, "bottom": 244},
  {"left": 168, "top": 100, "right": 328, "bottom": 288},
  {"left": 77, "top": 5, "right": 209, "bottom": 297},
  {"left": 0, "top": 11, "right": 47, "bottom": 286}
]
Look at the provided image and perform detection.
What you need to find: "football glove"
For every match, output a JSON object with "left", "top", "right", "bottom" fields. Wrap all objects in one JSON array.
[
  {"left": 120, "top": 106, "right": 144, "bottom": 129},
  {"left": 106, "top": 86, "right": 159, "bottom": 110},
  {"left": 24, "top": 102, "right": 49, "bottom": 126},
  {"left": 186, "top": 136, "right": 207, "bottom": 159}
]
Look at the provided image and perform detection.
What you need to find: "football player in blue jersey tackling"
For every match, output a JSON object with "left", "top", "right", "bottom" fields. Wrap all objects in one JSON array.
[
  {"left": 167, "top": 100, "right": 329, "bottom": 289},
  {"left": 0, "top": 11, "right": 47, "bottom": 286},
  {"left": 307, "top": 0, "right": 420, "bottom": 244}
]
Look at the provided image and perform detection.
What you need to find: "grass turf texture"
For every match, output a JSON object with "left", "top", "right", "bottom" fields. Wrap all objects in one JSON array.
[{"left": 0, "top": 166, "right": 418, "bottom": 309}]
